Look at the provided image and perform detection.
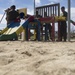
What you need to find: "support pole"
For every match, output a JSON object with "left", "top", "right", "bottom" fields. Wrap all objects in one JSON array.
[
  {"left": 52, "top": 20, "right": 55, "bottom": 41},
  {"left": 34, "top": 0, "right": 36, "bottom": 15},
  {"left": 0, "top": 12, "right": 5, "bottom": 23},
  {"left": 68, "top": 0, "right": 71, "bottom": 41}
]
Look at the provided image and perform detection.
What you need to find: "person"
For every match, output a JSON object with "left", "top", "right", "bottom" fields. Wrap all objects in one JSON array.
[
  {"left": 5, "top": 5, "right": 20, "bottom": 40},
  {"left": 35, "top": 10, "right": 42, "bottom": 40},
  {"left": 60, "top": 6, "right": 67, "bottom": 42},
  {"left": 44, "top": 12, "right": 52, "bottom": 41},
  {"left": 5, "top": 5, "right": 20, "bottom": 25}
]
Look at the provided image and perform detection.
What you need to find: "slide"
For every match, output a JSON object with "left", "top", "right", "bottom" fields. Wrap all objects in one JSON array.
[
  {"left": 0, "top": 22, "right": 17, "bottom": 35},
  {"left": 0, "top": 16, "right": 36, "bottom": 41}
]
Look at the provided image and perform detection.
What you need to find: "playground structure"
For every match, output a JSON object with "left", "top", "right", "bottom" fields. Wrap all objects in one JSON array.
[
  {"left": 27, "top": 3, "right": 64, "bottom": 41},
  {"left": 0, "top": 3, "right": 75, "bottom": 41},
  {"left": 35, "top": 3, "right": 60, "bottom": 41},
  {"left": 27, "top": 3, "right": 75, "bottom": 41}
]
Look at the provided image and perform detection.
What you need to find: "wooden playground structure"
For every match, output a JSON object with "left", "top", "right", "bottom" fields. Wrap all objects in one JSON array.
[
  {"left": 23, "top": 3, "right": 67, "bottom": 41},
  {"left": 35, "top": 3, "right": 60, "bottom": 41},
  {"left": 1, "top": 3, "right": 75, "bottom": 41}
]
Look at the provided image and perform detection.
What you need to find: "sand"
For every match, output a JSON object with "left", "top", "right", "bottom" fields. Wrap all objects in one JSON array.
[{"left": 0, "top": 41, "right": 75, "bottom": 75}]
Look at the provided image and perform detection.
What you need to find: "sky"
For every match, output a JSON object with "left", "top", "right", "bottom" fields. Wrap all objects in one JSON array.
[{"left": 0, "top": 0, "right": 75, "bottom": 31}]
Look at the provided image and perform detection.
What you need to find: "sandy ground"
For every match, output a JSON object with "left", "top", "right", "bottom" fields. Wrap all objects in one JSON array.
[{"left": 0, "top": 41, "right": 75, "bottom": 75}]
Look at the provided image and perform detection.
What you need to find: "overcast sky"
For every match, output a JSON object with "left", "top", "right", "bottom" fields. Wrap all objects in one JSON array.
[{"left": 0, "top": 0, "right": 75, "bottom": 31}]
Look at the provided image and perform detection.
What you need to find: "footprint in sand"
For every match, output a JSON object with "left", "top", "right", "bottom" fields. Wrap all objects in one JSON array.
[
  {"left": 35, "top": 70, "right": 50, "bottom": 75},
  {"left": 67, "top": 49, "right": 75, "bottom": 56},
  {"left": 21, "top": 51, "right": 32, "bottom": 57},
  {"left": 0, "top": 56, "right": 14, "bottom": 65},
  {"left": 0, "top": 47, "right": 4, "bottom": 53}
]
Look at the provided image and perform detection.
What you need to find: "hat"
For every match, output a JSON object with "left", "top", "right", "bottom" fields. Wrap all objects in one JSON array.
[
  {"left": 10, "top": 5, "right": 16, "bottom": 9},
  {"left": 61, "top": 6, "right": 65, "bottom": 9}
]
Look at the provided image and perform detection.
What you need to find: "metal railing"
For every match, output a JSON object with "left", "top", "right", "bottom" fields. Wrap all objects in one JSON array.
[{"left": 35, "top": 3, "right": 60, "bottom": 17}]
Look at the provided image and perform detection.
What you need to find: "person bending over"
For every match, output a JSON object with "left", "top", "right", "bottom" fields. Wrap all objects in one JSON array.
[{"left": 5, "top": 5, "right": 20, "bottom": 25}]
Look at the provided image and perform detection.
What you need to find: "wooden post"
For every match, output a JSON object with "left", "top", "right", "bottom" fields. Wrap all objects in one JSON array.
[
  {"left": 58, "top": 3, "right": 60, "bottom": 41},
  {"left": 52, "top": 19, "right": 55, "bottom": 41},
  {"left": 22, "top": 29, "right": 26, "bottom": 41},
  {"left": 67, "top": 0, "right": 71, "bottom": 41}
]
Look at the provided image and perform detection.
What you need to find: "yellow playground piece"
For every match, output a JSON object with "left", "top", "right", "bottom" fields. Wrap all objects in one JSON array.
[
  {"left": 18, "top": 8, "right": 27, "bottom": 16},
  {"left": 55, "top": 16, "right": 66, "bottom": 21}
]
